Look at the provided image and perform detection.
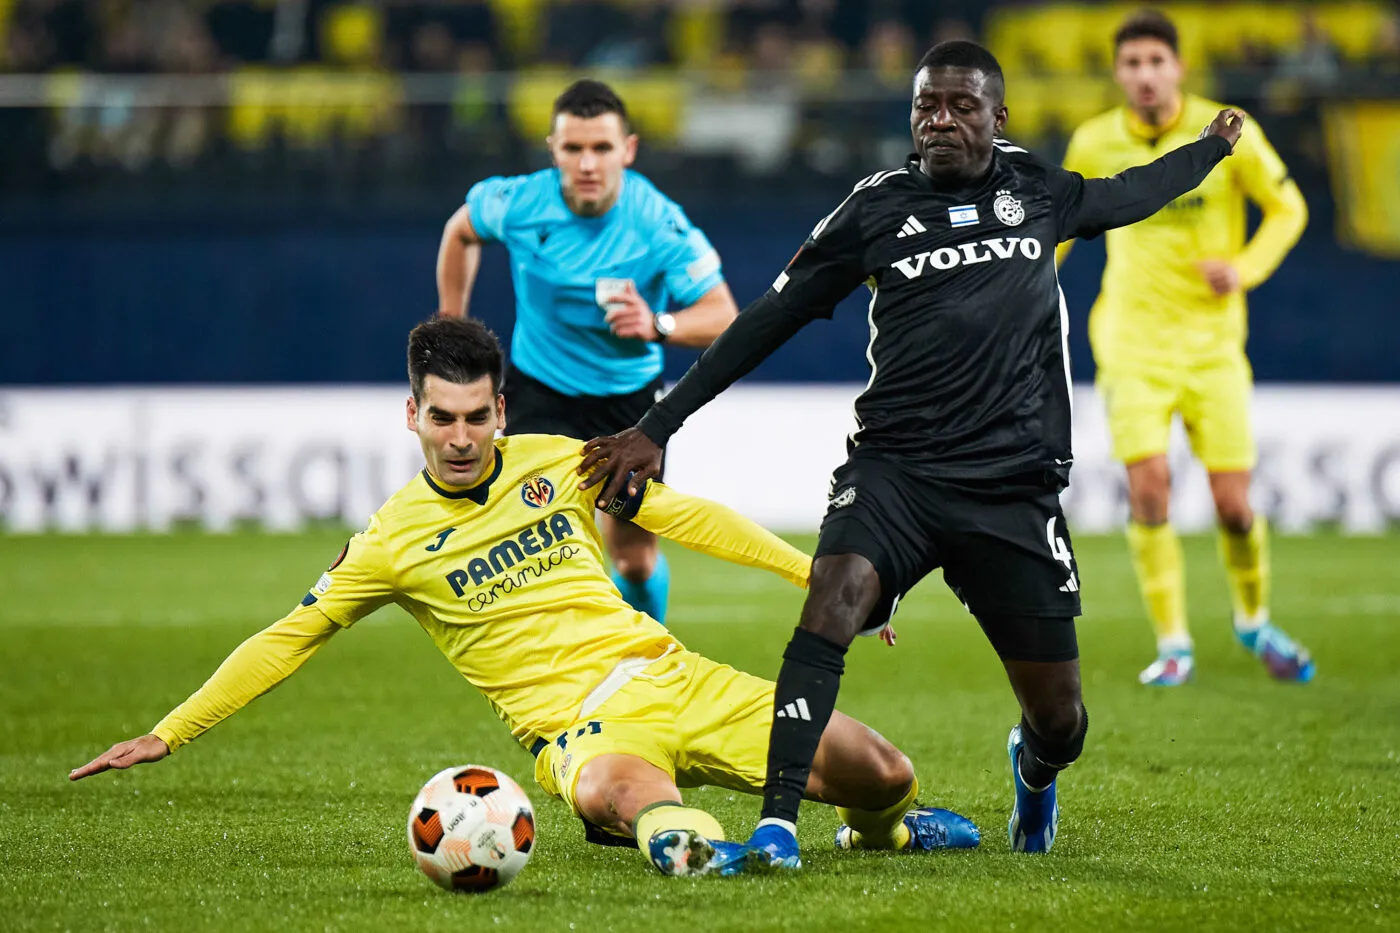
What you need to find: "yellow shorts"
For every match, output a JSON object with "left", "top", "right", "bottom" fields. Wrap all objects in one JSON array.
[
  {"left": 1096, "top": 354, "right": 1256, "bottom": 472},
  {"left": 533, "top": 649, "right": 774, "bottom": 817}
]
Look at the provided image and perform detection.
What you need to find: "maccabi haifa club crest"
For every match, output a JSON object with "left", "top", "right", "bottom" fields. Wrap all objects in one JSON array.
[
  {"left": 521, "top": 475, "right": 555, "bottom": 509},
  {"left": 993, "top": 189, "right": 1024, "bottom": 227}
]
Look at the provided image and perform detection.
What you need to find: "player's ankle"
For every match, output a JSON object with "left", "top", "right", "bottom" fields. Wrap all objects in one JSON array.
[
  {"left": 755, "top": 817, "right": 797, "bottom": 839},
  {"left": 1017, "top": 747, "right": 1057, "bottom": 793},
  {"left": 1232, "top": 610, "right": 1267, "bottom": 633},
  {"left": 1157, "top": 634, "right": 1194, "bottom": 654}
]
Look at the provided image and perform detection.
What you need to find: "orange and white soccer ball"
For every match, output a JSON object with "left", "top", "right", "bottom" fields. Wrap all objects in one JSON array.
[{"left": 407, "top": 765, "right": 536, "bottom": 893}]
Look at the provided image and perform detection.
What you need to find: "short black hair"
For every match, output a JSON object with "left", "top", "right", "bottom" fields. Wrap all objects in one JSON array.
[
  {"left": 915, "top": 40, "right": 1005, "bottom": 103},
  {"left": 1114, "top": 9, "right": 1179, "bottom": 55},
  {"left": 552, "top": 78, "right": 629, "bottom": 128},
  {"left": 407, "top": 318, "right": 503, "bottom": 402}
]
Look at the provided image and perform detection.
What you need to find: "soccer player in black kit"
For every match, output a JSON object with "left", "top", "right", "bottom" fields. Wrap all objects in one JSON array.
[{"left": 580, "top": 40, "right": 1245, "bottom": 869}]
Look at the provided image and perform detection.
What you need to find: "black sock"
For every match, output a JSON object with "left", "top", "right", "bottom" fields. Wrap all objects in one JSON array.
[
  {"left": 760, "top": 627, "right": 848, "bottom": 824},
  {"left": 1018, "top": 707, "right": 1088, "bottom": 789},
  {"left": 1017, "top": 745, "right": 1062, "bottom": 790}
]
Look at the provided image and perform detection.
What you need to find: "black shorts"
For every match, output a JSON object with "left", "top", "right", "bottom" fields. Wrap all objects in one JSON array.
[
  {"left": 504, "top": 365, "right": 666, "bottom": 476},
  {"left": 814, "top": 453, "right": 1081, "bottom": 662}
]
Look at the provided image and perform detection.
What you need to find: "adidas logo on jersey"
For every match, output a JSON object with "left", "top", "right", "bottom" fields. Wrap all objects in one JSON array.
[
  {"left": 896, "top": 215, "right": 927, "bottom": 238},
  {"left": 776, "top": 698, "right": 813, "bottom": 720},
  {"left": 890, "top": 236, "right": 1043, "bottom": 280}
]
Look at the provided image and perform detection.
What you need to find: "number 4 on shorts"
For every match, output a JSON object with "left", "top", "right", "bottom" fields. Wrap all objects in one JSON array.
[{"left": 1046, "top": 518, "right": 1079, "bottom": 593}]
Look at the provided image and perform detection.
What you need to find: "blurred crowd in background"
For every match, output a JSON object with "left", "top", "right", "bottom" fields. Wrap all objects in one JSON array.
[
  {"left": 7, "top": 0, "right": 992, "bottom": 77},
  {"left": 0, "top": 1, "right": 1396, "bottom": 203}
]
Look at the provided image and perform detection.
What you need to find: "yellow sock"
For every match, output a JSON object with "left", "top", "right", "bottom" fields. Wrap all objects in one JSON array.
[
  {"left": 633, "top": 801, "right": 726, "bottom": 847},
  {"left": 1219, "top": 514, "right": 1270, "bottom": 625},
  {"left": 835, "top": 778, "right": 917, "bottom": 850},
  {"left": 1126, "top": 521, "right": 1190, "bottom": 650}
]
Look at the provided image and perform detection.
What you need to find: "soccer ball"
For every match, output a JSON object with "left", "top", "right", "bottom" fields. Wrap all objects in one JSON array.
[{"left": 407, "top": 765, "right": 536, "bottom": 893}]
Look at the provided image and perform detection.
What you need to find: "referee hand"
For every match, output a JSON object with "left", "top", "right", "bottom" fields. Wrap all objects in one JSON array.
[
  {"left": 69, "top": 734, "right": 170, "bottom": 781},
  {"left": 603, "top": 282, "right": 659, "bottom": 342},
  {"left": 1201, "top": 108, "right": 1245, "bottom": 153},
  {"left": 579, "top": 429, "right": 663, "bottom": 503}
]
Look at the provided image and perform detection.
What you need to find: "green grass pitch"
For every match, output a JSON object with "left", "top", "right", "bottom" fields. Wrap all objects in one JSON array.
[{"left": 2, "top": 531, "right": 1397, "bottom": 932}]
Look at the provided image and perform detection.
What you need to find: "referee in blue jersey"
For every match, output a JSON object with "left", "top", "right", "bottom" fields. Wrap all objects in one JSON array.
[{"left": 436, "top": 79, "right": 738, "bottom": 625}]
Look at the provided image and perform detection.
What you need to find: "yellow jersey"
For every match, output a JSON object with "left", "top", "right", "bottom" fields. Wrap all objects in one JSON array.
[
  {"left": 1058, "top": 94, "right": 1308, "bottom": 371},
  {"left": 151, "top": 434, "right": 810, "bottom": 755}
]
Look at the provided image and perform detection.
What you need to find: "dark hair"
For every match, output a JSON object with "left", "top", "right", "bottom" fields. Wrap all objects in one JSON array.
[
  {"left": 1114, "top": 9, "right": 1179, "bottom": 55},
  {"left": 407, "top": 317, "right": 503, "bottom": 401},
  {"left": 552, "top": 79, "right": 629, "bottom": 128},
  {"left": 915, "top": 40, "right": 1005, "bottom": 103}
]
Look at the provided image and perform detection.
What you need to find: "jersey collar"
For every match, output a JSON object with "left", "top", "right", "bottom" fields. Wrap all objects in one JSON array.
[
  {"left": 422, "top": 449, "right": 504, "bottom": 505},
  {"left": 906, "top": 152, "right": 998, "bottom": 198}
]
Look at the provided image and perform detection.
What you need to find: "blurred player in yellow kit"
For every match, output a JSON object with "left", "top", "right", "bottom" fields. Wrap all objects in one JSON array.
[
  {"left": 1058, "top": 10, "right": 1314, "bottom": 685},
  {"left": 69, "top": 318, "right": 979, "bottom": 877}
]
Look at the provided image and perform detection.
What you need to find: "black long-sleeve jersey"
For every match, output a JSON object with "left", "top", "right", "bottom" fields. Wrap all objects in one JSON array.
[{"left": 638, "top": 135, "right": 1233, "bottom": 487}]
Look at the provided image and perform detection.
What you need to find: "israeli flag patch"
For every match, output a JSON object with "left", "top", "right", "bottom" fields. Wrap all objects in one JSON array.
[{"left": 948, "top": 205, "right": 980, "bottom": 228}]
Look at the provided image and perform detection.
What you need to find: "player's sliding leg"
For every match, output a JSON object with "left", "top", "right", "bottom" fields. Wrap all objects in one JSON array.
[
  {"left": 808, "top": 712, "right": 981, "bottom": 854},
  {"left": 570, "top": 753, "right": 747, "bottom": 877},
  {"left": 746, "top": 553, "right": 881, "bottom": 869},
  {"left": 1125, "top": 455, "right": 1194, "bottom": 686},
  {"left": 989, "top": 630, "right": 1086, "bottom": 854},
  {"left": 1209, "top": 471, "right": 1314, "bottom": 682},
  {"left": 602, "top": 514, "right": 671, "bottom": 624}
]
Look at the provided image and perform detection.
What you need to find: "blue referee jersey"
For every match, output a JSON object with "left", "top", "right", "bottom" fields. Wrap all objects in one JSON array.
[{"left": 466, "top": 168, "right": 724, "bottom": 397}]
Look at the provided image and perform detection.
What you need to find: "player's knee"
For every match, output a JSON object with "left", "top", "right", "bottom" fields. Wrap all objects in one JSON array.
[
  {"left": 571, "top": 769, "right": 612, "bottom": 826},
  {"left": 574, "top": 768, "right": 655, "bottom": 832},
  {"left": 868, "top": 744, "right": 915, "bottom": 806}
]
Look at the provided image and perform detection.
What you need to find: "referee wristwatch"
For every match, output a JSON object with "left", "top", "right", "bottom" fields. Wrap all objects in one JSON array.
[{"left": 653, "top": 312, "right": 677, "bottom": 343}]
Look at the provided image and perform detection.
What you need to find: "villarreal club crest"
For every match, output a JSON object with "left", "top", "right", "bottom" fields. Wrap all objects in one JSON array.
[{"left": 521, "top": 475, "right": 555, "bottom": 509}]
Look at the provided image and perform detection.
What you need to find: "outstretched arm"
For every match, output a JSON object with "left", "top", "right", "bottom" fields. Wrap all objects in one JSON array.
[
  {"left": 69, "top": 606, "right": 339, "bottom": 780},
  {"left": 1054, "top": 109, "right": 1244, "bottom": 242},
  {"left": 607, "top": 480, "right": 810, "bottom": 589}
]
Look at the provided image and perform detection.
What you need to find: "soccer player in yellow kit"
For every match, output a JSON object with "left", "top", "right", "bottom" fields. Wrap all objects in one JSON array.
[
  {"left": 1057, "top": 10, "right": 1313, "bottom": 686},
  {"left": 69, "top": 318, "right": 979, "bottom": 877}
]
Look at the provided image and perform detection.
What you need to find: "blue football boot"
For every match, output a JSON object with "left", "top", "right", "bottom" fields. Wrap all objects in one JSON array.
[
  {"left": 1236, "top": 620, "right": 1315, "bottom": 683},
  {"left": 743, "top": 823, "right": 802, "bottom": 872},
  {"left": 834, "top": 806, "right": 981, "bottom": 851},
  {"left": 646, "top": 829, "right": 750, "bottom": 877},
  {"left": 1007, "top": 725, "right": 1059, "bottom": 853}
]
